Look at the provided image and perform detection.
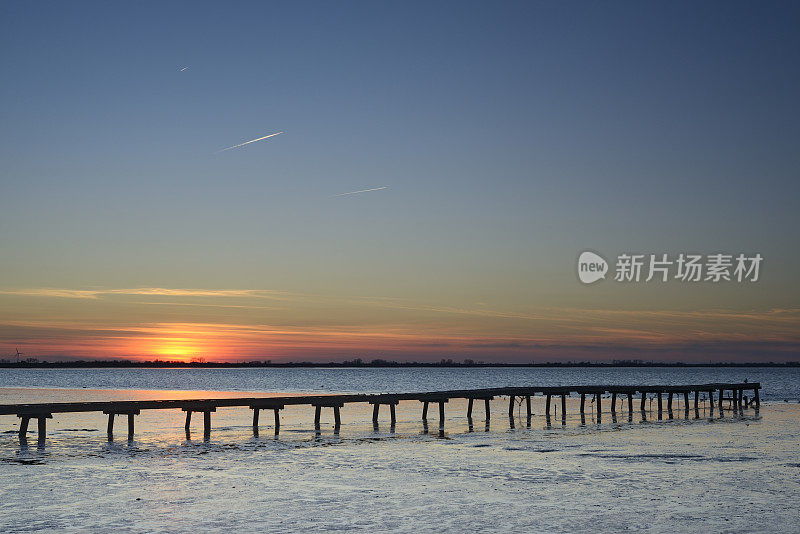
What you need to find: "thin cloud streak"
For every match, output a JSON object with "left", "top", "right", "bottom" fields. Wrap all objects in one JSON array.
[
  {"left": 216, "top": 131, "right": 283, "bottom": 153},
  {"left": 178, "top": 66, "right": 189, "bottom": 71},
  {"left": 334, "top": 186, "right": 388, "bottom": 197},
  {"left": 0, "top": 287, "right": 290, "bottom": 300}
]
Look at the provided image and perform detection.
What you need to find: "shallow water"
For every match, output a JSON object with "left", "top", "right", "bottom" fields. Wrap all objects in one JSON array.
[{"left": 1, "top": 369, "right": 798, "bottom": 532}]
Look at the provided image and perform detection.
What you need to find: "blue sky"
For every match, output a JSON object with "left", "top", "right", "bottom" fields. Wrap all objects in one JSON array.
[{"left": 1, "top": 1, "right": 798, "bottom": 361}]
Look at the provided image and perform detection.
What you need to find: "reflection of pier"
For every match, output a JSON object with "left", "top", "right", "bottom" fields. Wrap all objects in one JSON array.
[{"left": 2, "top": 382, "right": 760, "bottom": 444}]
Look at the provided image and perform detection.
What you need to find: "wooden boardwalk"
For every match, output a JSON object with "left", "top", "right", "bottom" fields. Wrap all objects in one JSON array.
[{"left": 0, "top": 382, "right": 760, "bottom": 442}]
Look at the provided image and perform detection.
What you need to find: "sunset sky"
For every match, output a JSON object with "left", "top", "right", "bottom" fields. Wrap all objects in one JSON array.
[{"left": 1, "top": 1, "right": 798, "bottom": 362}]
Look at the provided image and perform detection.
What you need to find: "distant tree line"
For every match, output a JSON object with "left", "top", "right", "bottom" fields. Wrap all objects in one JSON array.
[{"left": 0, "top": 358, "right": 798, "bottom": 368}]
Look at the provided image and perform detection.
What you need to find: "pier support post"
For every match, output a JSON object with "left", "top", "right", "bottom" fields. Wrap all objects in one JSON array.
[
  {"left": 595, "top": 393, "right": 602, "bottom": 422},
  {"left": 580, "top": 394, "right": 586, "bottom": 414},
  {"left": 249, "top": 403, "right": 284, "bottom": 434},
  {"left": 508, "top": 395, "right": 515, "bottom": 418},
  {"left": 754, "top": 388, "right": 760, "bottom": 411},
  {"left": 422, "top": 401, "right": 429, "bottom": 420},
  {"left": 369, "top": 399, "right": 398, "bottom": 425},
  {"left": 657, "top": 392, "right": 663, "bottom": 414},
  {"left": 18, "top": 413, "right": 53, "bottom": 441},
  {"left": 719, "top": 388, "right": 725, "bottom": 412},
  {"left": 17, "top": 415, "right": 32, "bottom": 440},
  {"left": 667, "top": 392, "right": 673, "bottom": 411},
  {"left": 439, "top": 401, "right": 446, "bottom": 428},
  {"left": 182, "top": 406, "right": 215, "bottom": 438},
  {"left": 683, "top": 391, "right": 690, "bottom": 414},
  {"left": 640, "top": 392, "right": 647, "bottom": 411},
  {"left": 37, "top": 416, "right": 48, "bottom": 440},
  {"left": 694, "top": 390, "right": 699, "bottom": 411},
  {"left": 561, "top": 394, "right": 567, "bottom": 422},
  {"left": 314, "top": 405, "right": 322, "bottom": 429},
  {"left": 627, "top": 393, "right": 633, "bottom": 414},
  {"left": 467, "top": 398, "right": 473, "bottom": 419},
  {"left": 104, "top": 410, "right": 139, "bottom": 439},
  {"left": 203, "top": 410, "right": 212, "bottom": 437},
  {"left": 334, "top": 406, "right": 341, "bottom": 428},
  {"left": 708, "top": 390, "right": 714, "bottom": 415},
  {"left": 526, "top": 396, "right": 531, "bottom": 418},
  {"left": 611, "top": 393, "right": 617, "bottom": 412},
  {"left": 545, "top": 394, "right": 551, "bottom": 416}
]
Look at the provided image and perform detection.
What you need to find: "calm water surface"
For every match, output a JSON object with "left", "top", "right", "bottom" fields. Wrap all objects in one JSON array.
[{"left": 1, "top": 366, "right": 798, "bottom": 399}]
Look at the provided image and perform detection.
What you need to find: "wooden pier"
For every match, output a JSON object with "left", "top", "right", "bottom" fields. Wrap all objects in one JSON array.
[{"left": 0, "top": 382, "right": 760, "bottom": 443}]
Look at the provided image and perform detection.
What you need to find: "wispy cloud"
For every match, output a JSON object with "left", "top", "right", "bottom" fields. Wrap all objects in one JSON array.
[
  {"left": 0, "top": 287, "right": 289, "bottom": 300},
  {"left": 334, "top": 186, "right": 388, "bottom": 197},
  {"left": 216, "top": 131, "right": 283, "bottom": 153}
]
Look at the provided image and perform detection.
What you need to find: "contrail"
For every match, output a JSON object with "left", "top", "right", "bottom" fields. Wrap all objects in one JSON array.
[
  {"left": 216, "top": 131, "right": 283, "bottom": 153},
  {"left": 334, "top": 186, "right": 388, "bottom": 197},
  {"left": 178, "top": 66, "right": 189, "bottom": 71}
]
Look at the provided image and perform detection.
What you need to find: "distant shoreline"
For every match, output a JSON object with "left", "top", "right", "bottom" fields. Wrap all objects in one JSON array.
[{"left": 0, "top": 360, "right": 798, "bottom": 369}]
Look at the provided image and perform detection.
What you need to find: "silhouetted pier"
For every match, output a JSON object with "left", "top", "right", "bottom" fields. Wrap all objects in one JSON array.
[{"left": 1, "top": 382, "right": 760, "bottom": 443}]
